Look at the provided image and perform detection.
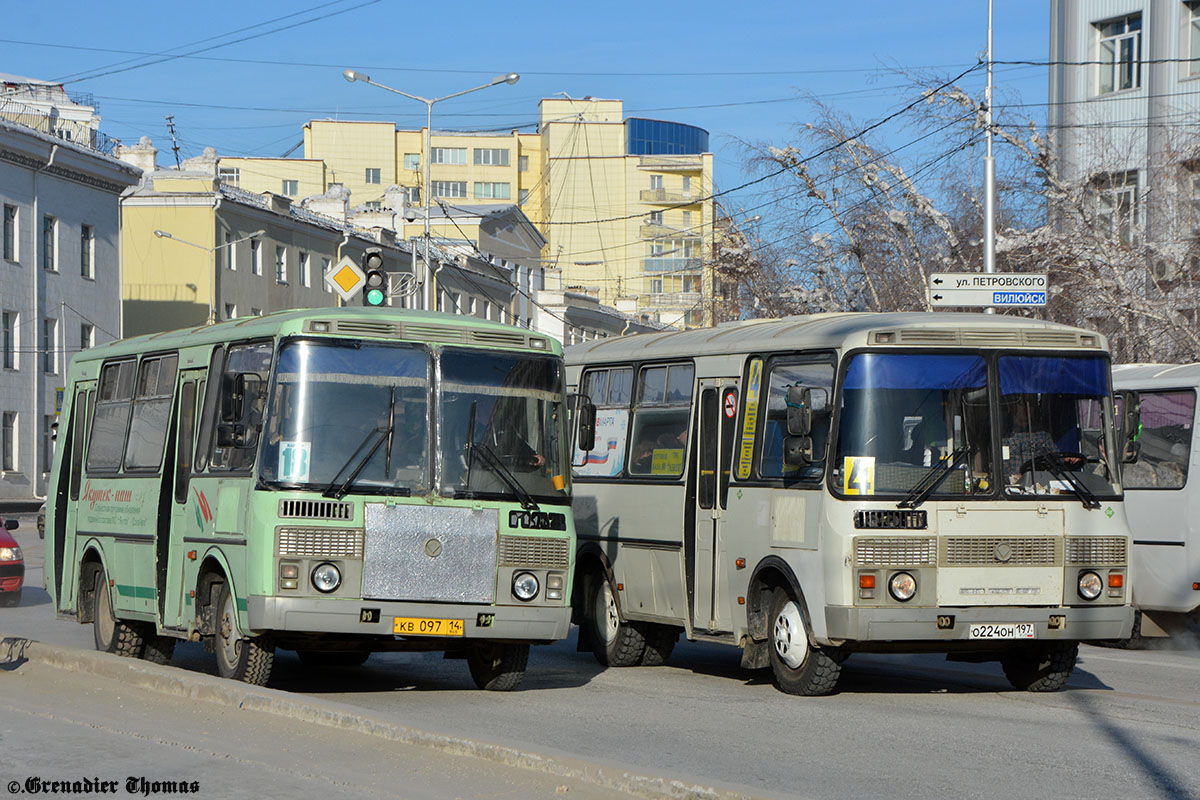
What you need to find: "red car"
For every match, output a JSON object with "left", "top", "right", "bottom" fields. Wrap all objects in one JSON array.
[{"left": 0, "top": 518, "right": 23, "bottom": 607}]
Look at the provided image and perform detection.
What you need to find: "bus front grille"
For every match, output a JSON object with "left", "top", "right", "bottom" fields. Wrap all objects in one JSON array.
[
  {"left": 499, "top": 535, "right": 570, "bottom": 569},
  {"left": 1065, "top": 536, "right": 1127, "bottom": 565},
  {"left": 277, "top": 527, "right": 364, "bottom": 558},
  {"left": 278, "top": 499, "right": 353, "bottom": 521},
  {"left": 943, "top": 537, "right": 1059, "bottom": 566},
  {"left": 854, "top": 537, "right": 937, "bottom": 566}
]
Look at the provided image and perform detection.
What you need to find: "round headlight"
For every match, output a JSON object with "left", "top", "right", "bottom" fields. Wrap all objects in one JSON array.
[
  {"left": 311, "top": 562, "right": 342, "bottom": 594},
  {"left": 889, "top": 571, "right": 917, "bottom": 602},
  {"left": 1078, "top": 571, "right": 1103, "bottom": 600},
  {"left": 512, "top": 571, "right": 540, "bottom": 602}
]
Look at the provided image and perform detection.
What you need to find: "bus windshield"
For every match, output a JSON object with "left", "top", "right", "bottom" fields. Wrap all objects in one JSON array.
[
  {"left": 438, "top": 347, "right": 566, "bottom": 505},
  {"left": 260, "top": 339, "right": 432, "bottom": 494},
  {"left": 832, "top": 352, "right": 1120, "bottom": 500}
]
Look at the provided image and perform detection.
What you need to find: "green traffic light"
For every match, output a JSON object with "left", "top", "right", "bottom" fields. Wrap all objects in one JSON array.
[{"left": 365, "top": 288, "right": 385, "bottom": 306}]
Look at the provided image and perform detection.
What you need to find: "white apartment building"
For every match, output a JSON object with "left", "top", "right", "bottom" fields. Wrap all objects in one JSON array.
[{"left": 0, "top": 118, "right": 141, "bottom": 503}]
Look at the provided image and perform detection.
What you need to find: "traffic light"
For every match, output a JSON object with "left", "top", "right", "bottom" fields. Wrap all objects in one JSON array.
[{"left": 362, "top": 248, "right": 386, "bottom": 306}]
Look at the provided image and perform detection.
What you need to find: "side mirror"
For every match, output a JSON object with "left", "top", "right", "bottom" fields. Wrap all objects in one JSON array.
[
  {"left": 3, "top": 519, "right": 18, "bottom": 531},
  {"left": 1115, "top": 390, "right": 1141, "bottom": 463},
  {"left": 571, "top": 394, "right": 597, "bottom": 453},
  {"left": 782, "top": 435, "right": 814, "bottom": 466},
  {"left": 785, "top": 386, "right": 812, "bottom": 436},
  {"left": 223, "top": 373, "right": 247, "bottom": 422}
]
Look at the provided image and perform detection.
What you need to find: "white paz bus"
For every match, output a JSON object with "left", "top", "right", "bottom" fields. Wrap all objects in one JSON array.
[{"left": 566, "top": 312, "right": 1135, "bottom": 695}]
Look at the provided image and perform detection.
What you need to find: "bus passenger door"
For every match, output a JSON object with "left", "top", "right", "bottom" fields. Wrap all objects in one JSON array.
[
  {"left": 161, "top": 371, "right": 202, "bottom": 628},
  {"left": 690, "top": 380, "right": 739, "bottom": 633},
  {"left": 56, "top": 384, "right": 94, "bottom": 611}
]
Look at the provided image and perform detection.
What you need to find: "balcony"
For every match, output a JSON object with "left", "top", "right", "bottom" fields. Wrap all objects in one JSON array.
[
  {"left": 637, "top": 155, "right": 704, "bottom": 172},
  {"left": 641, "top": 291, "right": 702, "bottom": 308},
  {"left": 639, "top": 188, "right": 699, "bottom": 205},
  {"left": 643, "top": 257, "right": 701, "bottom": 274}
]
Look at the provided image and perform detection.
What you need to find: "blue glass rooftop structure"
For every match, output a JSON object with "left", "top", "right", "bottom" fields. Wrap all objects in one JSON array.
[{"left": 626, "top": 118, "right": 709, "bottom": 155}]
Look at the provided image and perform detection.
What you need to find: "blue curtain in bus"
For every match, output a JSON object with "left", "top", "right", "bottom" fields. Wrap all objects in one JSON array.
[
  {"left": 998, "top": 356, "right": 1109, "bottom": 396},
  {"left": 842, "top": 354, "right": 987, "bottom": 390}
]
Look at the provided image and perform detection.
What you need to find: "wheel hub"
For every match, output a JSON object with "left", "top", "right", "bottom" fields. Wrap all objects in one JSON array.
[
  {"left": 773, "top": 600, "right": 809, "bottom": 669},
  {"left": 595, "top": 581, "right": 619, "bottom": 645}
]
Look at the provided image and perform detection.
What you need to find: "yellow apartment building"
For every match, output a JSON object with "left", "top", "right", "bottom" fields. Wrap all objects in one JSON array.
[{"left": 219, "top": 97, "right": 714, "bottom": 327}]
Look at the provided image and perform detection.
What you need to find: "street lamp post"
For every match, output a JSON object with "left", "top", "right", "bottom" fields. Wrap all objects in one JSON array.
[
  {"left": 341, "top": 69, "right": 519, "bottom": 311},
  {"left": 154, "top": 228, "right": 265, "bottom": 323}
]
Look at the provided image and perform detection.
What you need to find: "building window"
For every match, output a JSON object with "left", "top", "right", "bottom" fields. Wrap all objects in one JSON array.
[
  {"left": 402, "top": 186, "right": 421, "bottom": 205},
  {"left": 1098, "top": 14, "right": 1141, "bottom": 94},
  {"left": 432, "top": 181, "right": 467, "bottom": 199},
  {"left": 42, "top": 318, "right": 56, "bottom": 374},
  {"left": 364, "top": 200, "right": 382, "bottom": 210},
  {"left": 365, "top": 168, "right": 382, "bottom": 185},
  {"left": 1096, "top": 171, "right": 1138, "bottom": 243},
  {"left": 80, "top": 323, "right": 93, "bottom": 351},
  {"left": 473, "top": 148, "right": 510, "bottom": 166},
  {"left": 282, "top": 179, "right": 299, "bottom": 196},
  {"left": 682, "top": 210, "right": 692, "bottom": 229},
  {"left": 80, "top": 224, "right": 94, "bottom": 278},
  {"left": 3, "top": 205, "right": 15, "bottom": 261},
  {"left": 404, "top": 153, "right": 420, "bottom": 171},
  {"left": 474, "top": 182, "right": 511, "bottom": 200},
  {"left": 275, "top": 246, "right": 287, "bottom": 283},
  {"left": 251, "top": 239, "right": 261, "bottom": 275},
  {"left": 224, "top": 231, "right": 235, "bottom": 271},
  {"left": 42, "top": 414, "right": 54, "bottom": 473},
  {"left": 2, "top": 311, "right": 15, "bottom": 369},
  {"left": 650, "top": 277, "right": 663, "bottom": 293},
  {"left": 431, "top": 147, "right": 467, "bottom": 165},
  {"left": 321, "top": 257, "right": 331, "bottom": 292},
  {"left": 42, "top": 215, "right": 56, "bottom": 271},
  {"left": 225, "top": 303, "right": 237, "bottom": 320},
  {"left": 518, "top": 155, "right": 529, "bottom": 172},
  {"left": 251, "top": 307, "right": 263, "bottom": 317},
  {"left": 1190, "top": 2, "right": 1200, "bottom": 76},
  {"left": 218, "top": 167, "right": 240, "bottom": 187},
  {"left": 648, "top": 210, "right": 664, "bottom": 225},
  {"left": 519, "top": 188, "right": 530, "bottom": 205},
  {"left": 2, "top": 412, "right": 15, "bottom": 471},
  {"left": 649, "top": 175, "right": 664, "bottom": 190},
  {"left": 299, "top": 251, "right": 310, "bottom": 287},
  {"left": 682, "top": 176, "right": 692, "bottom": 195}
]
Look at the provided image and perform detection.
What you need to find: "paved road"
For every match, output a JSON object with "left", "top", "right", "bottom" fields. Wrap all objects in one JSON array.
[{"left": 4, "top": 513, "right": 1199, "bottom": 800}]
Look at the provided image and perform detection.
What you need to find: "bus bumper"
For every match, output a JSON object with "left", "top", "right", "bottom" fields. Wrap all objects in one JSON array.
[
  {"left": 247, "top": 596, "right": 571, "bottom": 643},
  {"left": 824, "top": 604, "right": 1134, "bottom": 644}
]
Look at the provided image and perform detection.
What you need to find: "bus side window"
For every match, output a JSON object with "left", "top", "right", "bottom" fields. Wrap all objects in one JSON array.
[
  {"left": 195, "top": 347, "right": 223, "bottom": 473},
  {"left": 209, "top": 342, "right": 273, "bottom": 472},
  {"left": 86, "top": 360, "right": 136, "bottom": 472},
  {"left": 628, "top": 363, "right": 694, "bottom": 477},
  {"left": 759, "top": 360, "right": 833, "bottom": 480},
  {"left": 124, "top": 353, "right": 178, "bottom": 471},
  {"left": 69, "top": 389, "right": 88, "bottom": 501}
]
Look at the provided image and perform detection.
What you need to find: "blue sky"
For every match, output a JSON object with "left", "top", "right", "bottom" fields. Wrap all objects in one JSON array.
[{"left": 3, "top": 0, "right": 1051, "bottom": 212}]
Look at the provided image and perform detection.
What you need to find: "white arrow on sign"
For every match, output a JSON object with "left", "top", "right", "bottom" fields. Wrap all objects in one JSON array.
[{"left": 928, "top": 273, "right": 1049, "bottom": 307}]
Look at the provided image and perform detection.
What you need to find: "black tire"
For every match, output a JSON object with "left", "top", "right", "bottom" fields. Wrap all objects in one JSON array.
[
  {"left": 1110, "top": 610, "right": 1146, "bottom": 650},
  {"left": 141, "top": 631, "right": 176, "bottom": 665},
  {"left": 588, "top": 574, "right": 645, "bottom": 667},
  {"left": 767, "top": 588, "right": 841, "bottom": 696},
  {"left": 1001, "top": 642, "right": 1078, "bottom": 692},
  {"left": 91, "top": 568, "right": 145, "bottom": 658},
  {"left": 637, "top": 623, "right": 679, "bottom": 666},
  {"left": 213, "top": 581, "right": 274, "bottom": 685},
  {"left": 297, "top": 650, "right": 371, "bottom": 668},
  {"left": 0, "top": 590, "right": 20, "bottom": 608},
  {"left": 467, "top": 642, "right": 528, "bottom": 691}
]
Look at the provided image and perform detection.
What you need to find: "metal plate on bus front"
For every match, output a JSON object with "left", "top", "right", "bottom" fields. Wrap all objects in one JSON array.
[{"left": 362, "top": 504, "right": 498, "bottom": 603}]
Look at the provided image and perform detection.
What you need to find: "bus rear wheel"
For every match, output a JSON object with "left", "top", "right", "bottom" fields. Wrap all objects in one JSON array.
[
  {"left": 213, "top": 581, "right": 274, "bottom": 686},
  {"left": 467, "top": 642, "right": 528, "bottom": 691},
  {"left": 588, "top": 574, "right": 645, "bottom": 667},
  {"left": 1000, "top": 642, "right": 1078, "bottom": 692},
  {"left": 768, "top": 588, "right": 841, "bottom": 696},
  {"left": 92, "top": 567, "right": 145, "bottom": 658}
]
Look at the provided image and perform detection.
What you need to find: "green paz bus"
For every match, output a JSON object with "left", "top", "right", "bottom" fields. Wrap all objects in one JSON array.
[
  {"left": 44, "top": 309, "right": 575, "bottom": 690},
  {"left": 566, "top": 312, "right": 1136, "bottom": 696}
]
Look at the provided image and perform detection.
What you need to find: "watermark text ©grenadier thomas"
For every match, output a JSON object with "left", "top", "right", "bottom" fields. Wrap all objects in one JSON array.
[{"left": 8, "top": 778, "right": 201, "bottom": 795}]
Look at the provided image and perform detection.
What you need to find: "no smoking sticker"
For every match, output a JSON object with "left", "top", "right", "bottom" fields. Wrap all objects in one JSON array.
[{"left": 724, "top": 393, "right": 737, "bottom": 418}]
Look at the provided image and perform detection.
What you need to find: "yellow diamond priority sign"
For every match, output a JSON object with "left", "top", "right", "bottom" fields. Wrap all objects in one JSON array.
[{"left": 325, "top": 256, "right": 366, "bottom": 301}]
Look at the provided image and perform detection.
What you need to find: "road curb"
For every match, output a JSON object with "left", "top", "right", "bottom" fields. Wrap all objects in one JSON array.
[{"left": 1, "top": 636, "right": 760, "bottom": 800}]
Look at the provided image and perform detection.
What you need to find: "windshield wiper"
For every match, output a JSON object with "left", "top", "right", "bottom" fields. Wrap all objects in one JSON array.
[
  {"left": 323, "top": 424, "right": 392, "bottom": 500},
  {"left": 470, "top": 440, "right": 539, "bottom": 511},
  {"left": 1031, "top": 452, "right": 1101, "bottom": 510},
  {"left": 897, "top": 446, "right": 970, "bottom": 510}
]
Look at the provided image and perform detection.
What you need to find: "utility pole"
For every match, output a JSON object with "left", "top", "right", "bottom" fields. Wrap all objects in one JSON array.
[
  {"left": 165, "top": 115, "right": 182, "bottom": 169},
  {"left": 982, "top": 0, "right": 996, "bottom": 313}
]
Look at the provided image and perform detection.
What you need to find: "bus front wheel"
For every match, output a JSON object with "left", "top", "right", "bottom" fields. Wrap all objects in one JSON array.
[
  {"left": 768, "top": 588, "right": 841, "bottom": 696},
  {"left": 467, "top": 642, "right": 528, "bottom": 691},
  {"left": 213, "top": 581, "right": 274, "bottom": 686},
  {"left": 1000, "top": 642, "right": 1077, "bottom": 692},
  {"left": 91, "top": 567, "right": 145, "bottom": 658},
  {"left": 588, "top": 574, "right": 645, "bottom": 667}
]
